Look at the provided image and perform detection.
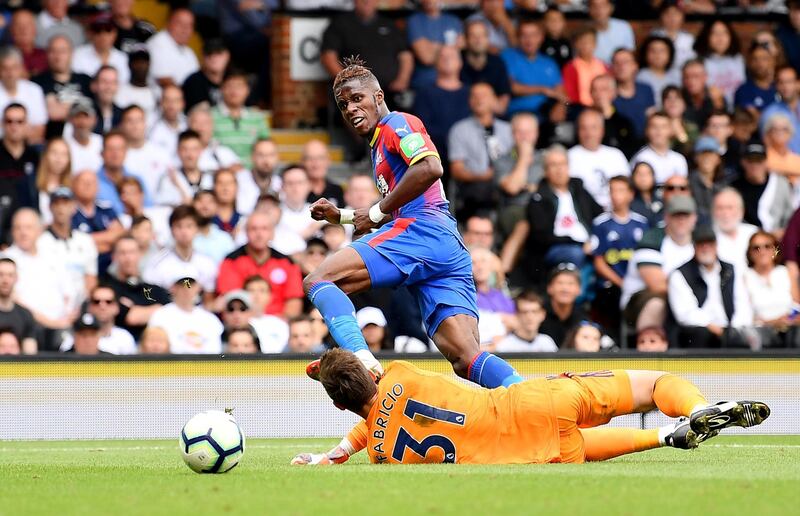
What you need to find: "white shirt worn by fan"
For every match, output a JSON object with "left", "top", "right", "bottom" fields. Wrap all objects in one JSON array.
[
  {"left": 744, "top": 265, "right": 794, "bottom": 323},
  {"left": 553, "top": 191, "right": 589, "bottom": 243},
  {"left": 148, "top": 303, "right": 223, "bottom": 354},
  {"left": 64, "top": 131, "right": 103, "bottom": 174},
  {"left": 146, "top": 30, "right": 199, "bottom": 86},
  {"left": 630, "top": 145, "right": 688, "bottom": 185},
  {"left": 142, "top": 248, "right": 218, "bottom": 293},
  {"left": 71, "top": 44, "right": 130, "bottom": 85},
  {"left": 0, "top": 80, "right": 47, "bottom": 133},
  {"left": 567, "top": 144, "right": 630, "bottom": 211},
  {"left": 61, "top": 326, "right": 137, "bottom": 355},
  {"left": 251, "top": 315, "right": 290, "bottom": 353},
  {"left": 124, "top": 142, "right": 172, "bottom": 196}
]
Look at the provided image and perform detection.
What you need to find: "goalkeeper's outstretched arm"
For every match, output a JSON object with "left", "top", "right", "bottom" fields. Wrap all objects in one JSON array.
[{"left": 291, "top": 421, "right": 368, "bottom": 466}]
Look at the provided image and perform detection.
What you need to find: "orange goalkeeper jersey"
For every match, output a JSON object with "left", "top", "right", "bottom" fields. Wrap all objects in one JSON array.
[{"left": 348, "top": 361, "right": 562, "bottom": 464}]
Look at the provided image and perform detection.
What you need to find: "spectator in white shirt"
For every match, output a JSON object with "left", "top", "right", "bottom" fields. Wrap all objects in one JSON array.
[
  {"left": 81, "top": 284, "right": 136, "bottom": 354},
  {"left": 243, "top": 274, "right": 289, "bottom": 353},
  {"left": 156, "top": 129, "right": 212, "bottom": 207},
  {"left": 1, "top": 208, "right": 76, "bottom": 351},
  {"left": 35, "top": 0, "right": 85, "bottom": 49},
  {"left": 187, "top": 104, "right": 240, "bottom": 173},
  {"left": 34, "top": 137, "right": 72, "bottom": 225},
  {"left": 114, "top": 46, "right": 159, "bottom": 122},
  {"left": 712, "top": 188, "right": 758, "bottom": 274},
  {"left": 146, "top": 8, "right": 199, "bottom": 88},
  {"left": 120, "top": 104, "right": 171, "bottom": 196},
  {"left": 64, "top": 97, "right": 103, "bottom": 174},
  {"left": 279, "top": 165, "right": 323, "bottom": 246},
  {"left": 567, "top": 108, "right": 630, "bottom": 211},
  {"left": 37, "top": 186, "right": 98, "bottom": 307},
  {"left": 147, "top": 273, "right": 223, "bottom": 354},
  {"left": 668, "top": 224, "right": 754, "bottom": 348},
  {"left": 148, "top": 84, "right": 187, "bottom": 153},
  {"left": 142, "top": 204, "right": 217, "bottom": 305},
  {"left": 236, "top": 138, "right": 281, "bottom": 215},
  {"left": 495, "top": 290, "right": 558, "bottom": 352},
  {"left": 72, "top": 14, "right": 130, "bottom": 86},
  {"left": 588, "top": 0, "right": 635, "bottom": 64},
  {"left": 743, "top": 230, "right": 800, "bottom": 348},
  {"left": 251, "top": 191, "right": 306, "bottom": 256},
  {"left": 192, "top": 189, "right": 235, "bottom": 264},
  {"left": 630, "top": 111, "right": 688, "bottom": 185},
  {"left": 117, "top": 176, "right": 171, "bottom": 248},
  {"left": 0, "top": 46, "right": 47, "bottom": 143}
]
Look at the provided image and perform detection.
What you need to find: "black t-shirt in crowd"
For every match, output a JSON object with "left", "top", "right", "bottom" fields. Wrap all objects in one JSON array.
[
  {"left": 460, "top": 52, "right": 511, "bottom": 98},
  {"left": 539, "top": 302, "right": 588, "bottom": 348},
  {"left": 732, "top": 176, "right": 768, "bottom": 228},
  {"left": 321, "top": 14, "right": 408, "bottom": 91},
  {"left": 542, "top": 36, "right": 572, "bottom": 69},
  {"left": 182, "top": 71, "right": 222, "bottom": 112},
  {"left": 114, "top": 19, "right": 157, "bottom": 53},
  {"left": 307, "top": 181, "right": 345, "bottom": 207},
  {"left": 32, "top": 71, "right": 93, "bottom": 138},
  {"left": 101, "top": 274, "right": 171, "bottom": 341},
  {"left": 0, "top": 303, "right": 38, "bottom": 343},
  {"left": 0, "top": 142, "right": 39, "bottom": 242}
]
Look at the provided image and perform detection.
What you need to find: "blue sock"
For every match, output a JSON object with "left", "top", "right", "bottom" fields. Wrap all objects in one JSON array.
[
  {"left": 468, "top": 352, "right": 524, "bottom": 388},
  {"left": 307, "top": 281, "right": 367, "bottom": 353}
]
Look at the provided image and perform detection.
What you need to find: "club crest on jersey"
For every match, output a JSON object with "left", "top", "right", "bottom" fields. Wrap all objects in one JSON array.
[
  {"left": 377, "top": 174, "right": 390, "bottom": 197},
  {"left": 375, "top": 149, "right": 384, "bottom": 166},
  {"left": 399, "top": 133, "right": 427, "bottom": 159}
]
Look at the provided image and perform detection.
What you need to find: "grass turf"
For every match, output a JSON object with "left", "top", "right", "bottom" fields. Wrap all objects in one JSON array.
[{"left": 1, "top": 436, "right": 799, "bottom": 515}]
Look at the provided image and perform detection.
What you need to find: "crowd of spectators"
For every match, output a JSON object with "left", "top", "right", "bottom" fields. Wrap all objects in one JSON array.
[{"left": 1, "top": 0, "right": 800, "bottom": 357}]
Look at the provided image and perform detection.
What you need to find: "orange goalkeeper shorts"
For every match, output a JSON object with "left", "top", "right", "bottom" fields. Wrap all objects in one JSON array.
[{"left": 545, "top": 370, "right": 634, "bottom": 463}]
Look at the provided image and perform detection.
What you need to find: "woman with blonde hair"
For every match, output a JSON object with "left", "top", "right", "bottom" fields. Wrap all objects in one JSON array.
[{"left": 35, "top": 137, "right": 72, "bottom": 224}]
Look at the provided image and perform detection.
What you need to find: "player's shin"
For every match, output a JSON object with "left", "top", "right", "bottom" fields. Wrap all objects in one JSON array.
[
  {"left": 467, "top": 351, "right": 524, "bottom": 388},
  {"left": 307, "top": 281, "right": 382, "bottom": 374}
]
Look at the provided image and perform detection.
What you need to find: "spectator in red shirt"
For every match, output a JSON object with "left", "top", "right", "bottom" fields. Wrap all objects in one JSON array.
[
  {"left": 216, "top": 211, "right": 303, "bottom": 318},
  {"left": 9, "top": 10, "right": 48, "bottom": 78}
]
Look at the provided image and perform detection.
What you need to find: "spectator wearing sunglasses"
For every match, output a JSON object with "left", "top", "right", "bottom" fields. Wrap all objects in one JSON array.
[
  {"left": 744, "top": 230, "right": 800, "bottom": 348},
  {"left": 63, "top": 284, "right": 135, "bottom": 354}
]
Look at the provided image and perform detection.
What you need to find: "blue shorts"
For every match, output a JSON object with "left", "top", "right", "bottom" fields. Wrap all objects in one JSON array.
[{"left": 350, "top": 216, "right": 478, "bottom": 339}]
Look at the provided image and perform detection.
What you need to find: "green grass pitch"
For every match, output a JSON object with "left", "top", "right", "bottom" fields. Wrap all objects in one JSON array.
[{"left": 2, "top": 436, "right": 799, "bottom": 515}]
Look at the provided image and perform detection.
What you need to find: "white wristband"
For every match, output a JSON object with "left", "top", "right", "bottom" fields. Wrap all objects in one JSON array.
[
  {"left": 339, "top": 209, "right": 354, "bottom": 225},
  {"left": 368, "top": 203, "right": 387, "bottom": 224}
]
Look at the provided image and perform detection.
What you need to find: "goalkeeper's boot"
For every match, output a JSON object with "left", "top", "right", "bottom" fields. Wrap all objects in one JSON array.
[
  {"left": 665, "top": 417, "right": 718, "bottom": 449},
  {"left": 690, "top": 401, "right": 771, "bottom": 435},
  {"left": 306, "top": 358, "right": 382, "bottom": 383}
]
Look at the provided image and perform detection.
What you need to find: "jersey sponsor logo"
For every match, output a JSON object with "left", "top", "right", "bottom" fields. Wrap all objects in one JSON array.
[
  {"left": 399, "top": 133, "right": 427, "bottom": 159},
  {"left": 269, "top": 267, "right": 288, "bottom": 285}
]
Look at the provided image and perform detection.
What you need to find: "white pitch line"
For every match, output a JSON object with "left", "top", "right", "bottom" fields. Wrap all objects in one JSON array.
[
  {"left": 705, "top": 444, "right": 800, "bottom": 449},
  {"left": 0, "top": 443, "right": 325, "bottom": 453}
]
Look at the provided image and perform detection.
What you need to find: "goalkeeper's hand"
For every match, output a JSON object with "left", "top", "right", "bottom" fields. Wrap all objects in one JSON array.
[{"left": 290, "top": 445, "right": 350, "bottom": 466}]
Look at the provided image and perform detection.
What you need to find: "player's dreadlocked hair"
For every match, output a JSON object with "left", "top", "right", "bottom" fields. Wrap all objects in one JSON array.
[{"left": 333, "top": 56, "right": 378, "bottom": 91}]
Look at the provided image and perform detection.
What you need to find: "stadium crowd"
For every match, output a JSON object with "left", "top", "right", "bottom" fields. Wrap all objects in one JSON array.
[{"left": 1, "top": 0, "right": 800, "bottom": 356}]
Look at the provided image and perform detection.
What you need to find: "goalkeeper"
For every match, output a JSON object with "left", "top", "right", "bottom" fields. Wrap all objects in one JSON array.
[{"left": 293, "top": 349, "right": 770, "bottom": 465}]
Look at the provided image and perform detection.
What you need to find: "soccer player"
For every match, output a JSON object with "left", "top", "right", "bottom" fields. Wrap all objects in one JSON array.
[
  {"left": 305, "top": 57, "right": 522, "bottom": 389},
  {"left": 293, "top": 349, "right": 770, "bottom": 465}
]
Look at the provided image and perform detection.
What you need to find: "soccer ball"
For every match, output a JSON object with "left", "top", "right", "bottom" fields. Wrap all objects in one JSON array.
[{"left": 179, "top": 410, "right": 245, "bottom": 473}]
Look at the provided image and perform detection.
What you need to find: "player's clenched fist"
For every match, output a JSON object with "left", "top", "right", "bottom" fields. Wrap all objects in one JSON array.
[
  {"left": 352, "top": 208, "right": 380, "bottom": 234},
  {"left": 310, "top": 198, "right": 341, "bottom": 224}
]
